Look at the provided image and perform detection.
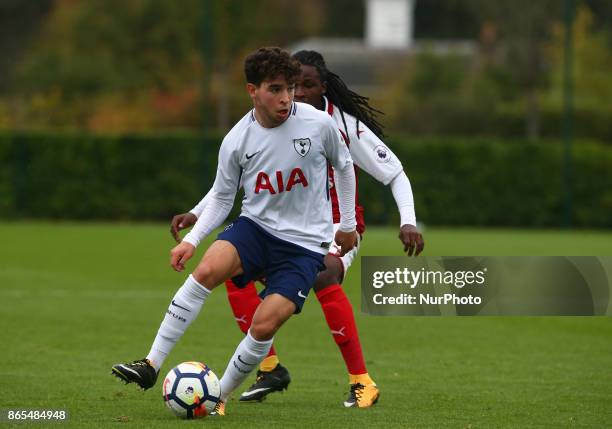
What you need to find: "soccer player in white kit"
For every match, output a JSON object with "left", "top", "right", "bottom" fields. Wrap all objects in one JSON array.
[
  {"left": 111, "top": 47, "right": 358, "bottom": 416},
  {"left": 230, "top": 51, "right": 423, "bottom": 407},
  {"left": 170, "top": 50, "right": 424, "bottom": 408}
]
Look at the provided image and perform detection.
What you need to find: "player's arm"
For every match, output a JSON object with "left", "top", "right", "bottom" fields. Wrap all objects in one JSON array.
[
  {"left": 170, "top": 140, "right": 240, "bottom": 271},
  {"left": 389, "top": 172, "right": 424, "bottom": 256},
  {"left": 170, "top": 191, "right": 211, "bottom": 243},
  {"left": 348, "top": 122, "right": 424, "bottom": 256},
  {"left": 323, "top": 119, "right": 357, "bottom": 256}
]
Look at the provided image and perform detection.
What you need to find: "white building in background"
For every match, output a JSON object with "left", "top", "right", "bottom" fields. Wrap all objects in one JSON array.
[
  {"left": 291, "top": 0, "right": 475, "bottom": 93},
  {"left": 366, "top": 0, "right": 414, "bottom": 49}
]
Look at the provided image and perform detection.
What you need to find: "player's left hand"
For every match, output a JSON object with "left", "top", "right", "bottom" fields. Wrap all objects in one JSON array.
[
  {"left": 334, "top": 229, "right": 358, "bottom": 256},
  {"left": 399, "top": 224, "right": 424, "bottom": 256}
]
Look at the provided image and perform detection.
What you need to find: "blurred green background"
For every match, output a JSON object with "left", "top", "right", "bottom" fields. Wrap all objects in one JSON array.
[{"left": 0, "top": 0, "right": 611, "bottom": 224}]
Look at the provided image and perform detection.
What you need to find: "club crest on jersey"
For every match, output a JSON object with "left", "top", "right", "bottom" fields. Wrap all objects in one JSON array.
[{"left": 293, "top": 138, "right": 312, "bottom": 157}]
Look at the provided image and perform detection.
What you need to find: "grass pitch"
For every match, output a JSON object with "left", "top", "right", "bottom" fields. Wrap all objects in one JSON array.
[{"left": 0, "top": 222, "right": 611, "bottom": 428}]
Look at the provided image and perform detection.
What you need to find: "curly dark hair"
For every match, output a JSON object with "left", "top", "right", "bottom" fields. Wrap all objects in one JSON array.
[
  {"left": 293, "top": 50, "right": 385, "bottom": 139},
  {"left": 244, "top": 47, "right": 302, "bottom": 87}
]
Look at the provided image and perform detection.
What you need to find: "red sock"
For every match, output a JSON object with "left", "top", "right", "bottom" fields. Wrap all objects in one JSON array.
[
  {"left": 225, "top": 280, "right": 276, "bottom": 357},
  {"left": 316, "top": 284, "right": 366, "bottom": 375}
]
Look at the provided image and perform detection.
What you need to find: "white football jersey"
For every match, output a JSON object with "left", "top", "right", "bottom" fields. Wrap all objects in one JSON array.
[
  {"left": 325, "top": 96, "right": 403, "bottom": 185},
  {"left": 211, "top": 101, "right": 353, "bottom": 254}
]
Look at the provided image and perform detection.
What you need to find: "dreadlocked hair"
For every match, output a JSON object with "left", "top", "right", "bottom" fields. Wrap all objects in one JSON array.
[{"left": 293, "top": 50, "right": 385, "bottom": 140}]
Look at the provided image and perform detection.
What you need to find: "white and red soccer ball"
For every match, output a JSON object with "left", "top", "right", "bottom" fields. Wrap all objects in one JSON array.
[{"left": 162, "top": 361, "right": 220, "bottom": 419}]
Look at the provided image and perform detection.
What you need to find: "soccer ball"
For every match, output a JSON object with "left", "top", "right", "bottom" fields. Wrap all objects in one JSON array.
[{"left": 162, "top": 361, "right": 221, "bottom": 419}]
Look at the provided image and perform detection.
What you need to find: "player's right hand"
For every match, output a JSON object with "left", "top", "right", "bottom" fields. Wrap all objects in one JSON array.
[
  {"left": 334, "top": 229, "right": 358, "bottom": 256},
  {"left": 170, "top": 241, "right": 196, "bottom": 272},
  {"left": 170, "top": 212, "right": 198, "bottom": 243}
]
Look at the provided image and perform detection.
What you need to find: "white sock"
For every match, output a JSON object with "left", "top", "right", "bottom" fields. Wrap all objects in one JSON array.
[
  {"left": 146, "top": 274, "right": 211, "bottom": 371},
  {"left": 219, "top": 331, "right": 273, "bottom": 401}
]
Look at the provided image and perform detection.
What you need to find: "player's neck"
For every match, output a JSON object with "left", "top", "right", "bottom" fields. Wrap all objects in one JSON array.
[{"left": 253, "top": 108, "right": 286, "bottom": 128}]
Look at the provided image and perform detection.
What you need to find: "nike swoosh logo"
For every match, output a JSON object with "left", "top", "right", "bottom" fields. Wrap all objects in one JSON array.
[
  {"left": 246, "top": 151, "right": 261, "bottom": 160},
  {"left": 233, "top": 361, "right": 251, "bottom": 374},
  {"left": 240, "top": 387, "right": 272, "bottom": 397},
  {"left": 171, "top": 300, "right": 190, "bottom": 312},
  {"left": 297, "top": 290, "right": 307, "bottom": 299},
  {"left": 116, "top": 365, "right": 142, "bottom": 380},
  {"left": 237, "top": 355, "right": 257, "bottom": 366}
]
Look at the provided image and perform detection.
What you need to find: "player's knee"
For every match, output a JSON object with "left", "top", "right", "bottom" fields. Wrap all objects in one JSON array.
[
  {"left": 249, "top": 319, "right": 279, "bottom": 341},
  {"left": 313, "top": 268, "right": 342, "bottom": 292},
  {"left": 192, "top": 263, "right": 216, "bottom": 288}
]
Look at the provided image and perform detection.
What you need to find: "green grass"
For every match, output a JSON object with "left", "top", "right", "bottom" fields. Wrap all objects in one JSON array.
[{"left": 0, "top": 222, "right": 611, "bottom": 428}]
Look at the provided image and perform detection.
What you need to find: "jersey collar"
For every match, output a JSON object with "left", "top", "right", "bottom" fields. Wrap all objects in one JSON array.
[{"left": 324, "top": 96, "right": 334, "bottom": 116}]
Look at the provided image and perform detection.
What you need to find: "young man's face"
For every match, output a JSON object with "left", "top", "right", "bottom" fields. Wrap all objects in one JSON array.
[
  {"left": 247, "top": 75, "right": 295, "bottom": 128},
  {"left": 294, "top": 65, "right": 326, "bottom": 110}
]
